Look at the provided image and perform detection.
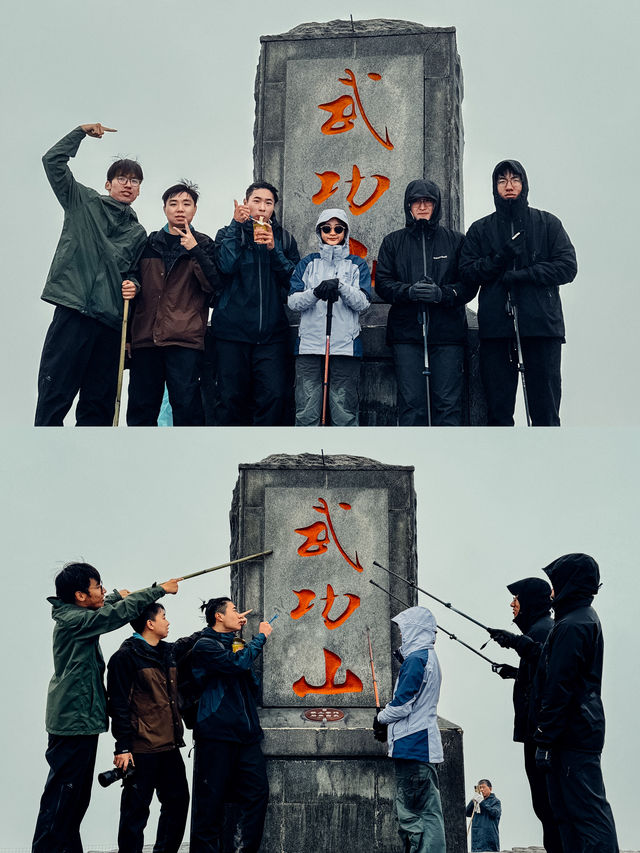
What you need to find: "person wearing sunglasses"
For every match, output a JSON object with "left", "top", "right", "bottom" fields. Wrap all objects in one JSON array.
[
  {"left": 288, "top": 208, "right": 371, "bottom": 425},
  {"left": 376, "top": 180, "right": 474, "bottom": 426},
  {"left": 35, "top": 123, "right": 147, "bottom": 426}
]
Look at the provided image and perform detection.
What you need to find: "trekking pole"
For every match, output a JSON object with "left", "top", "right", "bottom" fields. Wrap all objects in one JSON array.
[
  {"left": 505, "top": 231, "right": 531, "bottom": 426},
  {"left": 113, "top": 299, "right": 130, "bottom": 426},
  {"left": 321, "top": 300, "right": 334, "bottom": 425},
  {"left": 372, "top": 560, "right": 492, "bottom": 634},
  {"left": 130, "top": 549, "right": 273, "bottom": 593},
  {"left": 180, "top": 549, "right": 273, "bottom": 581},
  {"left": 366, "top": 627, "right": 381, "bottom": 711},
  {"left": 421, "top": 307, "right": 432, "bottom": 426},
  {"left": 369, "top": 580, "right": 500, "bottom": 666}
]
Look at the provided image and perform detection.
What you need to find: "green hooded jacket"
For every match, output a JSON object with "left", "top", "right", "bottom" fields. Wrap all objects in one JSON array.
[
  {"left": 41, "top": 127, "right": 147, "bottom": 331},
  {"left": 45, "top": 585, "right": 165, "bottom": 736}
]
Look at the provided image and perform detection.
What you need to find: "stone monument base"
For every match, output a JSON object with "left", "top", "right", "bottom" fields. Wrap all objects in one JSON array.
[{"left": 258, "top": 709, "right": 466, "bottom": 853}]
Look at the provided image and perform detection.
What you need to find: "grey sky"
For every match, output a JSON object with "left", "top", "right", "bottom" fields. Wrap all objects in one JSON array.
[
  {"left": 0, "top": 0, "right": 638, "bottom": 425},
  {"left": 1, "top": 428, "right": 638, "bottom": 849}
]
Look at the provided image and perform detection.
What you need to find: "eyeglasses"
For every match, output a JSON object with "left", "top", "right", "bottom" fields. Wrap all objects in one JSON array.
[
  {"left": 114, "top": 176, "right": 141, "bottom": 187},
  {"left": 496, "top": 176, "right": 522, "bottom": 186},
  {"left": 320, "top": 224, "right": 345, "bottom": 235}
]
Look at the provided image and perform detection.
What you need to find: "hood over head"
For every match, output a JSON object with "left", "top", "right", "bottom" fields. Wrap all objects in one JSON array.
[
  {"left": 315, "top": 207, "right": 350, "bottom": 248},
  {"left": 392, "top": 605, "right": 437, "bottom": 657},
  {"left": 543, "top": 553, "right": 601, "bottom": 612},
  {"left": 403, "top": 180, "right": 442, "bottom": 229},
  {"left": 492, "top": 159, "right": 529, "bottom": 218},
  {"left": 507, "top": 577, "right": 552, "bottom": 633}
]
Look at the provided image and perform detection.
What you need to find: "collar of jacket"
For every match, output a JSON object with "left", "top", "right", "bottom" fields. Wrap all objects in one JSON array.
[
  {"left": 101, "top": 195, "right": 140, "bottom": 221},
  {"left": 122, "top": 634, "right": 169, "bottom": 662},
  {"left": 148, "top": 227, "right": 192, "bottom": 255},
  {"left": 203, "top": 626, "right": 235, "bottom": 646},
  {"left": 552, "top": 595, "right": 595, "bottom": 619},
  {"left": 319, "top": 242, "right": 350, "bottom": 261},
  {"left": 405, "top": 217, "right": 438, "bottom": 239}
]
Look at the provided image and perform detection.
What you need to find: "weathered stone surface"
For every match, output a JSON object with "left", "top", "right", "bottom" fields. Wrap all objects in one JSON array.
[
  {"left": 227, "top": 454, "right": 466, "bottom": 853},
  {"left": 253, "top": 20, "right": 486, "bottom": 425}
]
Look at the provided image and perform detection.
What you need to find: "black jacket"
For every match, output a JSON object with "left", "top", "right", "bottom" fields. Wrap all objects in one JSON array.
[
  {"left": 107, "top": 636, "right": 184, "bottom": 755},
  {"left": 533, "top": 553, "right": 606, "bottom": 752},
  {"left": 505, "top": 578, "right": 554, "bottom": 742},
  {"left": 192, "top": 628, "right": 266, "bottom": 743},
  {"left": 212, "top": 214, "right": 299, "bottom": 344},
  {"left": 375, "top": 180, "right": 474, "bottom": 345},
  {"left": 459, "top": 160, "right": 577, "bottom": 339}
]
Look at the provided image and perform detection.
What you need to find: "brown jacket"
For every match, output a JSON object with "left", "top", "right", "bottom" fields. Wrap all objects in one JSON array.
[
  {"left": 107, "top": 636, "right": 185, "bottom": 755},
  {"left": 129, "top": 226, "right": 221, "bottom": 350}
]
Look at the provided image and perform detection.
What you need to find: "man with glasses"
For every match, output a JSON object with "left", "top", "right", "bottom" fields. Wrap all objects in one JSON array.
[
  {"left": 32, "top": 562, "right": 181, "bottom": 853},
  {"left": 376, "top": 179, "right": 473, "bottom": 426},
  {"left": 459, "top": 160, "right": 577, "bottom": 425},
  {"left": 35, "top": 123, "right": 147, "bottom": 426}
]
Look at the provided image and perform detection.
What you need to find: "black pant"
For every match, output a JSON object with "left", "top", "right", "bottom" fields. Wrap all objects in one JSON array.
[
  {"left": 523, "top": 741, "right": 563, "bottom": 853},
  {"left": 32, "top": 733, "right": 99, "bottom": 853},
  {"left": 546, "top": 748, "right": 619, "bottom": 853},
  {"left": 392, "top": 342, "right": 465, "bottom": 426},
  {"left": 127, "top": 346, "right": 205, "bottom": 426},
  {"left": 35, "top": 306, "right": 121, "bottom": 426},
  {"left": 214, "top": 338, "right": 288, "bottom": 425},
  {"left": 118, "top": 749, "right": 189, "bottom": 853},
  {"left": 190, "top": 739, "right": 269, "bottom": 853},
  {"left": 480, "top": 337, "right": 562, "bottom": 426}
]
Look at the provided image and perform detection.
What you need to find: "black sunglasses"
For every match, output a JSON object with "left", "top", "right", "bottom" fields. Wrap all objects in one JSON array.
[{"left": 320, "top": 224, "right": 345, "bottom": 235}]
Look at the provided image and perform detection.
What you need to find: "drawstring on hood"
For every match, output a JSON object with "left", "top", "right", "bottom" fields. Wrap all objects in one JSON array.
[
  {"left": 507, "top": 577, "right": 552, "bottom": 633},
  {"left": 403, "top": 180, "right": 442, "bottom": 232},
  {"left": 393, "top": 606, "right": 437, "bottom": 658},
  {"left": 543, "top": 553, "right": 601, "bottom": 614}
]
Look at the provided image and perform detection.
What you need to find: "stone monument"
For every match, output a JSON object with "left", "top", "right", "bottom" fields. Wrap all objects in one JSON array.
[
  {"left": 229, "top": 453, "right": 466, "bottom": 853},
  {"left": 253, "top": 20, "right": 485, "bottom": 424}
]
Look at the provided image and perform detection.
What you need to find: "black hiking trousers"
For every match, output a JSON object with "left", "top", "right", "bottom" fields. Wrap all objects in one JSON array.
[{"left": 32, "top": 733, "right": 99, "bottom": 853}]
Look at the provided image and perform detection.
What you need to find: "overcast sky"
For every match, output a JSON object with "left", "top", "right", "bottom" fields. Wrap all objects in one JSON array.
[
  {"left": 1, "top": 428, "right": 638, "bottom": 850},
  {"left": 1, "top": 0, "right": 639, "bottom": 425},
  {"left": 1, "top": 0, "right": 639, "bottom": 850}
]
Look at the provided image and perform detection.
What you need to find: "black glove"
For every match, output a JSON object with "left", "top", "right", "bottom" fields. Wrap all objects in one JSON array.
[
  {"left": 502, "top": 269, "right": 529, "bottom": 288},
  {"left": 488, "top": 628, "right": 518, "bottom": 649},
  {"left": 491, "top": 663, "right": 519, "bottom": 679},
  {"left": 535, "top": 746, "right": 552, "bottom": 771},
  {"left": 495, "top": 232, "right": 526, "bottom": 267},
  {"left": 408, "top": 277, "right": 440, "bottom": 302},
  {"left": 373, "top": 715, "right": 388, "bottom": 743},
  {"left": 313, "top": 278, "right": 340, "bottom": 301}
]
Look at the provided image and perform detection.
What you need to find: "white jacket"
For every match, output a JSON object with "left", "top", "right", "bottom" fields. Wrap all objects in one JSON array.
[
  {"left": 288, "top": 208, "right": 371, "bottom": 357},
  {"left": 377, "top": 607, "right": 443, "bottom": 762}
]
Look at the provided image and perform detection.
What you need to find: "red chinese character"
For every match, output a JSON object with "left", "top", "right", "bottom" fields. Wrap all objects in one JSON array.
[
  {"left": 290, "top": 585, "right": 361, "bottom": 630},
  {"left": 292, "top": 648, "right": 363, "bottom": 697},
  {"left": 294, "top": 498, "right": 363, "bottom": 572},
  {"left": 318, "top": 68, "right": 393, "bottom": 150},
  {"left": 345, "top": 165, "right": 390, "bottom": 215}
]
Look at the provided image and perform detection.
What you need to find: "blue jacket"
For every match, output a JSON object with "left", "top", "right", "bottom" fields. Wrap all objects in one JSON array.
[
  {"left": 192, "top": 628, "right": 266, "bottom": 743},
  {"left": 377, "top": 607, "right": 443, "bottom": 763},
  {"left": 466, "top": 793, "right": 501, "bottom": 851},
  {"left": 212, "top": 214, "right": 299, "bottom": 344},
  {"left": 288, "top": 208, "right": 371, "bottom": 357}
]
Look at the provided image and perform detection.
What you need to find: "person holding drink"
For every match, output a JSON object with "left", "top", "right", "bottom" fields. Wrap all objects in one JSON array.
[{"left": 212, "top": 182, "right": 299, "bottom": 425}]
